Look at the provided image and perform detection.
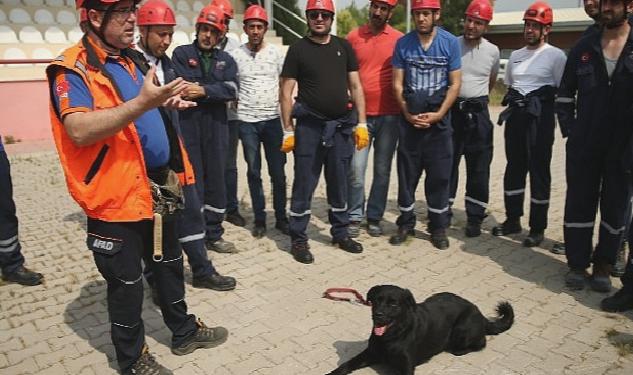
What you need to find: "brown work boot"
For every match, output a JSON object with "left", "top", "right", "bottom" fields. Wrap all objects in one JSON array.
[
  {"left": 123, "top": 345, "right": 172, "bottom": 375},
  {"left": 171, "top": 320, "right": 228, "bottom": 356}
]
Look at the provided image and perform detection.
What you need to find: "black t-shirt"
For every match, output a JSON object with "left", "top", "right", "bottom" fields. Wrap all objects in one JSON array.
[{"left": 281, "top": 35, "right": 359, "bottom": 119}]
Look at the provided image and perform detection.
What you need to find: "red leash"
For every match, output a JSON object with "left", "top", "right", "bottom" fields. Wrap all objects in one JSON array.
[{"left": 323, "top": 288, "right": 371, "bottom": 306}]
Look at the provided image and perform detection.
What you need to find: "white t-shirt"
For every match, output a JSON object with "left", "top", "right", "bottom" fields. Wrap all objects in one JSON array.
[
  {"left": 458, "top": 36, "right": 500, "bottom": 98},
  {"left": 229, "top": 43, "right": 285, "bottom": 123},
  {"left": 504, "top": 43, "right": 567, "bottom": 96}
]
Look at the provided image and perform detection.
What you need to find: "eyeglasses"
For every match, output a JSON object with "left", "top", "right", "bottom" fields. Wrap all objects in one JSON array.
[
  {"left": 97, "top": 5, "right": 138, "bottom": 20},
  {"left": 307, "top": 11, "right": 333, "bottom": 21}
]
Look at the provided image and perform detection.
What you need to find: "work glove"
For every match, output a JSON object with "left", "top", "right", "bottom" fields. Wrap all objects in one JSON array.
[
  {"left": 280, "top": 130, "right": 295, "bottom": 153},
  {"left": 353, "top": 122, "right": 369, "bottom": 150}
]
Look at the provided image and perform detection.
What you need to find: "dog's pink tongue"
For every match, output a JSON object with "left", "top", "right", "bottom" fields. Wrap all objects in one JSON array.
[{"left": 374, "top": 325, "right": 387, "bottom": 336}]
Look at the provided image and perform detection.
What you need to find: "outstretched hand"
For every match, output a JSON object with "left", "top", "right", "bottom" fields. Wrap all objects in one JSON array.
[{"left": 138, "top": 66, "right": 188, "bottom": 110}]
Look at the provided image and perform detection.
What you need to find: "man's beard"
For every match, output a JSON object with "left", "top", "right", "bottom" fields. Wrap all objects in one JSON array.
[{"left": 311, "top": 26, "right": 331, "bottom": 36}]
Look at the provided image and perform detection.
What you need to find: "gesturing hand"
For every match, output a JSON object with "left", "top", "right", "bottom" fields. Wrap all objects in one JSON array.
[{"left": 138, "top": 66, "right": 188, "bottom": 109}]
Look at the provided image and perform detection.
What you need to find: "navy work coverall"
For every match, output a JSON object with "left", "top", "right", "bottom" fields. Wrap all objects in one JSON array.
[
  {"left": 172, "top": 42, "right": 238, "bottom": 243},
  {"left": 130, "top": 51, "right": 219, "bottom": 281},
  {"left": 449, "top": 96, "right": 493, "bottom": 224},
  {"left": 396, "top": 88, "right": 453, "bottom": 232},
  {"left": 556, "top": 27, "right": 633, "bottom": 270},
  {"left": 497, "top": 85, "right": 557, "bottom": 232},
  {"left": 0, "top": 137, "right": 26, "bottom": 274},
  {"left": 288, "top": 102, "right": 356, "bottom": 244}
]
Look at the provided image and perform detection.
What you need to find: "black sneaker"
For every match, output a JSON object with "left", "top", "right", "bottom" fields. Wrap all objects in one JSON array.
[
  {"left": 366, "top": 219, "right": 383, "bottom": 237},
  {"left": 430, "top": 230, "right": 449, "bottom": 250},
  {"left": 522, "top": 230, "right": 544, "bottom": 247},
  {"left": 123, "top": 345, "right": 172, "bottom": 375},
  {"left": 492, "top": 219, "right": 522, "bottom": 237},
  {"left": 333, "top": 237, "right": 363, "bottom": 253},
  {"left": 589, "top": 262, "right": 612, "bottom": 293},
  {"left": 1, "top": 266, "right": 43, "bottom": 286},
  {"left": 192, "top": 273, "right": 236, "bottom": 291},
  {"left": 465, "top": 221, "right": 481, "bottom": 237},
  {"left": 612, "top": 242, "right": 627, "bottom": 277},
  {"left": 171, "top": 320, "right": 228, "bottom": 356},
  {"left": 291, "top": 242, "right": 314, "bottom": 264},
  {"left": 601, "top": 288, "right": 633, "bottom": 312},
  {"left": 225, "top": 211, "right": 246, "bottom": 227},
  {"left": 551, "top": 242, "right": 566, "bottom": 255},
  {"left": 252, "top": 222, "right": 266, "bottom": 238},
  {"left": 348, "top": 221, "right": 361, "bottom": 238}
]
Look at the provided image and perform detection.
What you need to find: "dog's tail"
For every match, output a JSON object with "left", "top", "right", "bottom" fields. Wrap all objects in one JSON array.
[{"left": 485, "top": 301, "right": 514, "bottom": 335}]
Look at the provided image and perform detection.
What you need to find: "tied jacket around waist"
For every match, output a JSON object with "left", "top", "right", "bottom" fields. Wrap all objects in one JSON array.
[
  {"left": 46, "top": 36, "right": 195, "bottom": 222},
  {"left": 498, "top": 85, "right": 556, "bottom": 146},
  {"left": 292, "top": 101, "right": 358, "bottom": 148},
  {"left": 403, "top": 86, "right": 450, "bottom": 130}
]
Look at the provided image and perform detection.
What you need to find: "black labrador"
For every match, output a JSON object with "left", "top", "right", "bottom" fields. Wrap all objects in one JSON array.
[{"left": 328, "top": 285, "right": 514, "bottom": 375}]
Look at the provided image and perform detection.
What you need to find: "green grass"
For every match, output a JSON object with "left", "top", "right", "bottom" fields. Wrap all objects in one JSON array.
[{"left": 490, "top": 80, "right": 508, "bottom": 107}]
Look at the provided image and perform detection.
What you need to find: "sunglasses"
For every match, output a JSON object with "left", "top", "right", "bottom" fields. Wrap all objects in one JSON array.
[{"left": 307, "top": 11, "right": 333, "bottom": 21}]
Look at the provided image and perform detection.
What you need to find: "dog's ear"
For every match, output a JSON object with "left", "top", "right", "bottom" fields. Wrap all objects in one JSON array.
[
  {"left": 402, "top": 289, "right": 416, "bottom": 309},
  {"left": 367, "top": 285, "right": 381, "bottom": 304}
]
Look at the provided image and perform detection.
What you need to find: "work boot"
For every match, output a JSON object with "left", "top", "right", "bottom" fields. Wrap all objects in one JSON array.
[
  {"left": 192, "top": 273, "right": 236, "bottom": 291},
  {"left": 551, "top": 242, "right": 566, "bottom": 255},
  {"left": 611, "top": 241, "right": 627, "bottom": 277},
  {"left": 389, "top": 228, "right": 414, "bottom": 246},
  {"left": 251, "top": 221, "right": 266, "bottom": 238},
  {"left": 225, "top": 210, "right": 246, "bottom": 227},
  {"left": 275, "top": 219, "right": 290, "bottom": 235},
  {"left": 430, "top": 230, "right": 450, "bottom": 250},
  {"left": 333, "top": 237, "right": 363, "bottom": 254},
  {"left": 491, "top": 218, "right": 522, "bottom": 237},
  {"left": 123, "top": 345, "right": 172, "bottom": 375},
  {"left": 465, "top": 221, "right": 481, "bottom": 238},
  {"left": 565, "top": 268, "right": 589, "bottom": 291},
  {"left": 348, "top": 221, "right": 361, "bottom": 238},
  {"left": 290, "top": 242, "right": 313, "bottom": 264},
  {"left": 366, "top": 219, "right": 383, "bottom": 237},
  {"left": 171, "top": 320, "right": 228, "bottom": 356},
  {"left": 522, "top": 230, "right": 544, "bottom": 247},
  {"left": 205, "top": 238, "right": 237, "bottom": 254},
  {"left": 589, "top": 262, "right": 613, "bottom": 293},
  {"left": 1, "top": 266, "right": 43, "bottom": 286},
  {"left": 601, "top": 288, "right": 633, "bottom": 312}
]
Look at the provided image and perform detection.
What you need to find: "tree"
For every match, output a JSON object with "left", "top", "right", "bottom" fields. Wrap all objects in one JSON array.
[
  {"left": 337, "top": 9, "right": 359, "bottom": 37},
  {"left": 438, "top": 0, "right": 470, "bottom": 35}
]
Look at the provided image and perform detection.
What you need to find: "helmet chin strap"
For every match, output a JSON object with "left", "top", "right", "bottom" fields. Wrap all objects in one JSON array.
[{"left": 89, "top": 4, "right": 120, "bottom": 52}]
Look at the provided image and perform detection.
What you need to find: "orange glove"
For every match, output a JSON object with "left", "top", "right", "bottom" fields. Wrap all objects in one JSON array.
[
  {"left": 280, "top": 130, "right": 295, "bottom": 153},
  {"left": 353, "top": 123, "right": 369, "bottom": 150}
]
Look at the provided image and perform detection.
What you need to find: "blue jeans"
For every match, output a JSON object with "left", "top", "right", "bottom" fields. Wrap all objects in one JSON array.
[
  {"left": 347, "top": 115, "right": 399, "bottom": 223},
  {"left": 239, "top": 118, "right": 287, "bottom": 223}
]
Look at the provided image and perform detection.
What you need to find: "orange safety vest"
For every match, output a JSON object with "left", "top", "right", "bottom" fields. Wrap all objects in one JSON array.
[{"left": 46, "top": 37, "right": 195, "bottom": 222}]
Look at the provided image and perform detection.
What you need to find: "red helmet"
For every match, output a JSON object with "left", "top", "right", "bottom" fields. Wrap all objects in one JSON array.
[
  {"left": 196, "top": 5, "right": 226, "bottom": 33},
  {"left": 411, "top": 0, "right": 441, "bottom": 11},
  {"left": 465, "top": 0, "right": 493, "bottom": 22},
  {"left": 371, "top": 0, "right": 398, "bottom": 7},
  {"left": 212, "top": 0, "right": 234, "bottom": 19},
  {"left": 243, "top": 5, "right": 268, "bottom": 24},
  {"left": 137, "top": 0, "right": 176, "bottom": 26},
  {"left": 523, "top": 1, "right": 553, "bottom": 25},
  {"left": 306, "top": 0, "right": 335, "bottom": 13}
]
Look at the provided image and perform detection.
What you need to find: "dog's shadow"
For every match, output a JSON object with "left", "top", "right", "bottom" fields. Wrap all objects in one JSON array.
[{"left": 331, "top": 341, "right": 397, "bottom": 375}]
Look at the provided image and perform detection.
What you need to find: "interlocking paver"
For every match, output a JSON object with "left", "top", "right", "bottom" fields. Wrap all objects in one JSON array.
[{"left": 1, "top": 109, "right": 633, "bottom": 374}]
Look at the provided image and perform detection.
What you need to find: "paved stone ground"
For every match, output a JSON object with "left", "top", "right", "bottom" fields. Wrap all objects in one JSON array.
[{"left": 1, "top": 108, "right": 633, "bottom": 374}]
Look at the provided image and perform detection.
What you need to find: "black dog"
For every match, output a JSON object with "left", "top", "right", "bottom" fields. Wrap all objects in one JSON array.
[{"left": 328, "top": 285, "right": 514, "bottom": 375}]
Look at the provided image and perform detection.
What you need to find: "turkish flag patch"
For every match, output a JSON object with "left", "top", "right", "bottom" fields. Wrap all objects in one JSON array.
[
  {"left": 56, "top": 81, "right": 69, "bottom": 98},
  {"left": 188, "top": 58, "right": 198, "bottom": 67}
]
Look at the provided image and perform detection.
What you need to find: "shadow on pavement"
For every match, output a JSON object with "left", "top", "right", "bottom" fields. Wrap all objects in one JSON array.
[
  {"left": 330, "top": 340, "right": 396, "bottom": 375},
  {"left": 63, "top": 210, "right": 87, "bottom": 231},
  {"left": 64, "top": 280, "right": 174, "bottom": 372}
]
